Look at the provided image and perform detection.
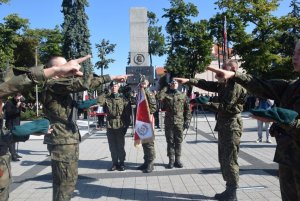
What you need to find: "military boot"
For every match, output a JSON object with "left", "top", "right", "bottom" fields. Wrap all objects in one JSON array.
[
  {"left": 118, "top": 162, "right": 125, "bottom": 171},
  {"left": 143, "top": 162, "right": 154, "bottom": 173},
  {"left": 166, "top": 156, "right": 175, "bottom": 169},
  {"left": 174, "top": 156, "right": 183, "bottom": 168},
  {"left": 214, "top": 187, "right": 237, "bottom": 201},
  {"left": 137, "top": 162, "right": 147, "bottom": 170}
]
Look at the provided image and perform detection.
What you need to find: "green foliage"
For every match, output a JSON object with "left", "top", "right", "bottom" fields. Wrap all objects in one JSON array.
[
  {"left": 0, "top": 14, "right": 29, "bottom": 69},
  {"left": 61, "top": 0, "right": 93, "bottom": 78},
  {"left": 0, "top": 0, "right": 9, "bottom": 4},
  {"left": 163, "top": 0, "right": 213, "bottom": 79},
  {"left": 21, "top": 109, "right": 41, "bottom": 121},
  {"left": 94, "top": 39, "right": 116, "bottom": 75},
  {"left": 0, "top": 13, "right": 62, "bottom": 69},
  {"left": 214, "top": 0, "right": 299, "bottom": 79},
  {"left": 32, "top": 26, "right": 63, "bottom": 64},
  {"left": 148, "top": 11, "right": 166, "bottom": 66}
]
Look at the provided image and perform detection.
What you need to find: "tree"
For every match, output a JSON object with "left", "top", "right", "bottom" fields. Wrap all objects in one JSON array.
[
  {"left": 208, "top": 11, "right": 248, "bottom": 62},
  {"left": 162, "top": 0, "right": 213, "bottom": 79},
  {"left": 147, "top": 11, "right": 166, "bottom": 67},
  {"left": 14, "top": 27, "right": 63, "bottom": 67},
  {"left": 214, "top": 0, "right": 294, "bottom": 79},
  {"left": 61, "top": 0, "right": 92, "bottom": 77},
  {"left": 94, "top": 39, "right": 116, "bottom": 76},
  {"left": 37, "top": 26, "right": 63, "bottom": 64},
  {"left": 0, "top": 14, "right": 28, "bottom": 69},
  {"left": 0, "top": 0, "right": 9, "bottom": 5}
]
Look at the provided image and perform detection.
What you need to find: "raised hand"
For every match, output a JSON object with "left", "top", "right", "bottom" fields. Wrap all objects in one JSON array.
[
  {"left": 173, "top": 77, "right": 189, "bottom": 84},
  {"left": 44, "top": 55, "right": 91, "bottom": 78},
  {"left": 59, "top": 55, "right": 92, "bottom": 77},
  {"left": 207, "top": 67, "right": 235, "bottom": 80},
  {"left": 111, "top": 74, "right": 133, "bottom": 82}
]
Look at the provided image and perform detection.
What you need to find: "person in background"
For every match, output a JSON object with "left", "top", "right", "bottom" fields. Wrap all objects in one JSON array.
[
  {"left": 3, "top": 93, "right": 26, "bottom": 161},
  {"left": 97, "top": 81, "right": 131, "bottom": 171},
  {"left": 157, "top": 79, "right": 192, "bottom": 169},
  {"left": 136, "top": 79, "right": 157, "bottom": 173},
  {"left": 255, "top": 98, "right": 274, "bottom": 143},
  {"left": 152, "top": 90, "right": 160, "bottom": 129}
]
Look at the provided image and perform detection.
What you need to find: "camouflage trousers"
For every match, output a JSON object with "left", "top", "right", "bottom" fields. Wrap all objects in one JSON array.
[
  {"left": 107, "top": 128, "right": 126, "bottom": 165},
  {"left": 165, "top": 123, "right": 183, "bottom": 157},
  {"left": 142, "top": 141, "right": 156, "bottom": 164},
  {"left": 218, "top": 129, "right": 241, "bottom": 188},
  {"left": 50, "top": 144, "right": 79, "bottom": 201},
  {"left": 279, "top": 164, "right": 300, "bottom": 201},
  {"left": 0, "top": 154, "right": 10, "bottom": 201}
]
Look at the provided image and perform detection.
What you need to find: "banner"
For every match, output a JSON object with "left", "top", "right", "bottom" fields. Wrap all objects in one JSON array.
[{"left": 134, "top": 88, "right": 154, "bottom": 145}]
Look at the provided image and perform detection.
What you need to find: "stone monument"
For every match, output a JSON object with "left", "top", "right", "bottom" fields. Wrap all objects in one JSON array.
[{"left": 126, "top": 7, "right": 154, "bottom": 84}]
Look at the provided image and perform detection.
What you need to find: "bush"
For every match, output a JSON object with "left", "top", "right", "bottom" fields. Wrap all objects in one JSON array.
[{"left": 21, "top": 110, "right": 42, "bottom": 120}]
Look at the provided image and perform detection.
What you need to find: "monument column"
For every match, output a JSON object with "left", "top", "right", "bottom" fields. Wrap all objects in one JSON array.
[{"left": 127, "top": 7, "right": 154, "bottom": 84}]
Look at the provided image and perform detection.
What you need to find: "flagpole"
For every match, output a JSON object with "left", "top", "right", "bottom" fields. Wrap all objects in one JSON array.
[{"left": 223, "top": 15, "right": 227, "bottom": 67}]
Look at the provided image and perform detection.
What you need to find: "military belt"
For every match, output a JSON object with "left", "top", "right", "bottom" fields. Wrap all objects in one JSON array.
[{"left": 46, "top": 112, "right": 78, "bottom": 133}]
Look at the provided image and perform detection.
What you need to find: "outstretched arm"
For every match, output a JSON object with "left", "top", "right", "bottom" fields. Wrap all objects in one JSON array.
[
  {"left": 206, "top": 67, "right": 235, "bottom": 80},
  {"left": 44, "top": 55, "right": 91, "bottom": 78},
  {"left": 173, "top": 77, "right": 189, "bottom": 84},
  {"left": 110, "top": 74, "right": 133, "bottom": 83}
]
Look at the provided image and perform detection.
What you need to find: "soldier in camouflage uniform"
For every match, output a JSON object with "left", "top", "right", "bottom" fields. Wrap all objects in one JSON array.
[
  {"left": 175, "top": 60, "right": 247, "bottom": 201},
  {"left": 206, "top": 41, "right": 300, "bottom": 201},
  {"left": 136, "top": 79, "right": 157, "bottom": 173},
  {"left": 157, "top": 80, "right": 192, "bottom": 169},
  {"left": 0, "top": 56, "right": 86, "bottom": 201},
  {"left": 42, "top": 56, "right": 129, "bottom": 201},
  {"left": 97, "top": 81, "right": 131, "bottom": 171}
]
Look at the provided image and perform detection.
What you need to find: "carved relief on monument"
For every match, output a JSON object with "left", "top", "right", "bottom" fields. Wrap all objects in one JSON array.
[{"left": 134, "top": 54, "right": 145, "bottom": 65}]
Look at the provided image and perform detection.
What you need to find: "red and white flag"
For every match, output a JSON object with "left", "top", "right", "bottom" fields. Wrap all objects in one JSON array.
[{"left": 134, "top": 87, "right": 154, "bottom": 146}]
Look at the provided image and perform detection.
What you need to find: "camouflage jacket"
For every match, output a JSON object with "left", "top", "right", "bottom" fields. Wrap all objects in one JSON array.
[
  {"left": 0, "top": 66, "right": 45, "bottom": 100},
  {"left": 157, "top": 88, "right": 191, "bottom": 125},
  {"left": 189, "top": 78, "right": 247, "bottom": 116},
  {"left": 42, "top": 74, "right": 111, "bottom": 145},
  {"left": 97, "top": 93, "right": 131, "bottom": 129},
  {"left": 0, "top": 66, "right": 46, "bottom": 156},
  {"left": 144, "top": 88, "right": 157, "bottom": 114},
  {"left": 188, "top": 78, "right": 247, "bottom": 132},
  {"left": 233, "top": 71, "right": 300, "bottom": 169}
]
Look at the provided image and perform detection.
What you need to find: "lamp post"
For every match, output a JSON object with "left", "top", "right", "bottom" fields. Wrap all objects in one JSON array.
[{"left": 35, "top": 46, "right": 39, "bottom": 116}]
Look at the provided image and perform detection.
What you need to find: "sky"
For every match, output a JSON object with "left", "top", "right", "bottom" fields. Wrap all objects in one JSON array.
[{"left": 0, "top": 0, "right": 291, "bottom": 76}]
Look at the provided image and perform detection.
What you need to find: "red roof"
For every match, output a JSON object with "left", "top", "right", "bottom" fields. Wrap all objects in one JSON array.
[{"left": 155, "top": 67, "right": 166, "bottom": 75}]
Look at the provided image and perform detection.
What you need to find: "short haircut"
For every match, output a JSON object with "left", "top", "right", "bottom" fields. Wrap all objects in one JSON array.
[
  {"left": 226, "top": 59, "right": 239, "bottom": 68},
  {"left": 46, "top": 56, "right": 65, "bottom": 68}
]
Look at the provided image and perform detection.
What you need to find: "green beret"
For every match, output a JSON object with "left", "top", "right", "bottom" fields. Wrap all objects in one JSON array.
[
  {"left": 250, "top": 107, "right": 298, "bottom": 125},
  {"left": 195, "top": 96, "right": 210, "bottom": 104},
  {"left": 12, "top": 119, "right": 50, "bottom": 136},
  {"left": 76, "top": 99, "right": 97, "bottom": 109}
]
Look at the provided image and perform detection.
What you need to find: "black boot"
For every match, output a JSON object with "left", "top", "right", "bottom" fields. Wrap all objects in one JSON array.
[
  {"left": 143, "top": 162, "right": 154, "bottom": 173},
  {"left": 166, "top": 156, "right": 175, "bottom": 169},
  {"left": 214, "top": 187, "right": 237, "bottom": 201},
  {"left": 12, "top": 155, "right": 20, "bottom": 162},
  {"left": 109, "top": 163, "right": 118, "bottom": 171},
  {"left": 137, "top": 162, "right": 147, "bottom": 170},
  {"left": 174, "top": 156, "right": 183, "bottom": 168},
  {"left": 16, "top": 154, "right": 22, "bottom": 158},
  {"left": 118, "top": 162, "right": 125, "bottom": 171}
]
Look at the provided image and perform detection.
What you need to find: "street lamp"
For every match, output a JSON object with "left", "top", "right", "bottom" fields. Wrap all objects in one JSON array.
[{"left": 35, "top": 46, "right": 39, "bottom": 116}]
